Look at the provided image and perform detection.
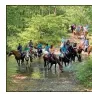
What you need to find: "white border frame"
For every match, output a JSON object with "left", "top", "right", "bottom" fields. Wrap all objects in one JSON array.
[{"left": 0, "top": 0, "right": 92, "bottom": 94}]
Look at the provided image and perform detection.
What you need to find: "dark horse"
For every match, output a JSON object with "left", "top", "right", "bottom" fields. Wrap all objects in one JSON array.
[
  {"left": 43, "top": 54, "right": 63, "bottom": 72},
  {"left": 59, "top": 45, "right": 82, "bottom": 67},
  {"left": 8, "top": 50, "right": 25, "bottom": 66}
]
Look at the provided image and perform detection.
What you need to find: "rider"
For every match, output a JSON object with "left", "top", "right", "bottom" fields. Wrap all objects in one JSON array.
[
  {"left": 49, "top": 45, "right": 56, "bottom": 61},
  {"left": 17, "top": 43, "right": 22, "bottom": 53},
  {"left": 29, "top": 40, "right": 33, "bottom": 50},
  {"left": 76, "top": 25, "right": 80, "bottom": 34},
  {"left": 60, "top": 42, "right": 67, "bottom": 55},
  {"left": 24, "top": 44, "right": 30, "bottom": 51},
  {"left": 37, "top": 42, "right": 42, "bottom": 54},
  {"left": 60, "top": 37, "right": 66, "bottom": 48},
  {"left": 83, "top": 25, "right": 89, "bottom": 37},
  {"left": 45, "top": 44, "right": 50, "bottom": 52},
  {"left": 60, "top": 40, "right": 71, "bottom": 56},
  {"left": 84, "top": 37, "right": 89, "bottom": 52}
]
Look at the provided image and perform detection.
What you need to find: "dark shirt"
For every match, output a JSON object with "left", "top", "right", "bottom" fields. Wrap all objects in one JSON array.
[
  {"left": 29, "top": 42, "right": 33, "bottom": 48},
  {"left": 17, "top": 45, "right": 22, "bottom": 52}
]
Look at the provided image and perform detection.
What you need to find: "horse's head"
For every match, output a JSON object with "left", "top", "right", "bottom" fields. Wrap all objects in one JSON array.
[
  {"left": 8, "top": 50, "right": 20, "bottom": 57},
  {"left": 73, "top": 43, "right": 77, "bottom": 47},
  {"left": 77, "top": 46, "right": 83, "bottom": 54},
  {"left": 8, "top": 50, "right": 14, "bottom": 56}
]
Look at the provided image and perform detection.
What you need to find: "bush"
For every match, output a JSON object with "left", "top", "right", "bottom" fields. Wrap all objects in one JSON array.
[{"left": 75, "top": 57, "right": 92, "bottom": 87}]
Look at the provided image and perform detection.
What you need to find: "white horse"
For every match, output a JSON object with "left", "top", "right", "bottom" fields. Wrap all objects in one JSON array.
[{"left": 25, "top": 50, "right": 30, "bottom": 65}]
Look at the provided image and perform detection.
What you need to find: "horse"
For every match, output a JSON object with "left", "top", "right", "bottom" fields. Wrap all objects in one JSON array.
[
  {"left": 73, "top": 42, "right": 83, "bottom": 62},
  {"left": 24, "top": 49, "right": 34, "bottom": 65},
  {"left": 87, "top": 45, "right": 92, "bottom": 55},
  {"left": 84, "top": 31, "right": 88, "bottom": 37},
  {"left": 78, "top": 42, "right": 92, "bottom": 55},
  {"left": 59, "top": 53, "right": 71, "bottom": 67},
  {"left": 59, "top": 44, "right": 82, "bottom": 66},
  {"left": 8, "top": 50, "right": 25, "bottom": 66},
  {"left": 43, "top": 53, "right": 63, "bottom": 72},
  {"left": 31, "top": 48, "right": 38, "bottom": 58}
]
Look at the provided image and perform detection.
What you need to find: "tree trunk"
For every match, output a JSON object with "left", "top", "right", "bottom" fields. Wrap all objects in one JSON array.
[
  {"left": 49, "top": 6, "right": 51, "bottom": 15},
  {"left": 54, "top": 6, "right": 56, "bottom": 15}
]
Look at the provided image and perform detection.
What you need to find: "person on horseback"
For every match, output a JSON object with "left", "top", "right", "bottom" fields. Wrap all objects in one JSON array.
[
  {"left": 49, "top": 45, "right": 56, "bottom": 61},
  {"left": 60, "top": 37, "right": 66, "bottom": 48},
  {"left": 83, "top": 24, "right": 89, "bottom": 37},
  {"left": 37, "top": 42, "right": 43, "bottom": 56},
  {"left": 37, "top": 42, "right": 42, "bottom": 49},
  {"left": 81, "top": 32, "right": 85, "bottom": 39},
  {"left": 79, "top": 33, "right": 85, "bottom": 49},
  {"left": 76, "top": 25, "right": 81, "bottom": 35},
  {"left": 65, "top": 40, "right": 71, "bottom": 53},
  {"left": 71, "top": 24, "right": 76, "bottom": 32},
  {"left": 29, "top": 40, "right": 33, "bottom": 50},
  {"left": 60, "top": 40, "right": 71, "bottom": 57},
  {"left": 24, "top": 44, "right": 30, "bottom": 53},
  {"left": 45, "top": 44, "right": 50, "bottom": 52},
  {"left": 60, "top": 42, "right": 67, "bottom": 56},
  {"left": 84, "top": 37, "right": 89, "bottom": 52},
  {"left": 17, "top": 43, "right": 22, "bottom": 53},
  {"left": 71, "top": 24, "right": 74, "bottom": 33},
  {"left": 24, "top": 44, "right": 30, "bottom": 57},
  {"left": 17, "top": 43, "right": 25, "bottom": 59}
]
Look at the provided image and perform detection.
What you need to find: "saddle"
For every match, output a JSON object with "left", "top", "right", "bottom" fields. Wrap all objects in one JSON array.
[{"left": 50, "top": 54, "right": 57, "bottom": 62}]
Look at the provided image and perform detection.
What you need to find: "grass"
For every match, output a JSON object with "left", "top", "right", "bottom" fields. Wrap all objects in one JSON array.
[
  {"left": 7, "top": 56, "right": 18, "bottom": 91},
  {"left": 68, "top": 56, "right": 92, "bottom": 88},
  {"left": 7, "top": 56, "right": 44, "bottom": 91}
]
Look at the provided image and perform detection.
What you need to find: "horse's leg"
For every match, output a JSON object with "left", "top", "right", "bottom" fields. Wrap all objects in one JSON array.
[
  {"left": 56, "top": 59, "right": 63, "bottom": 72},
  {"left": 49, "top": 63, "right": 53, "bottom": 70},
  {"left": 88, "top": 51, "right": 90, "bottom": 56},
  {"left": 17, "top": 60, "right": 20, "bottom": 66},
  {"left": 65, "top": 62, "right": 66, "bottom": 67},
  {"left": 73, "top": 55, "right": 75, "bottom": 62},
  {"left": 30, "top": 55, "right": 32, "bottom": 62},
  {"left": 44, "top": 59, "right": 47, "bottom": 68},
  {"left": 68, "top": 61, "right": 70, "bottom": 65},
  {"left": 78, "top": 54, "right": 82, "bottom": 62},
  {"left": 21, "top": 60, "right": 23, "bottom": 65},
  {"left": 21, "top": 58, "right": 24, "bottom": 65},
  {"left": 59, "top": 57, "right": 63, "bottom": 65},
  {"left": 26, "top": 58, "right": 28, "bottom": 65},
  {"left": 47, "top": 61, "right": 49, "bottom": 69},
  {"left": 55, "top": 63, "right": 56, "bottom": 71}
]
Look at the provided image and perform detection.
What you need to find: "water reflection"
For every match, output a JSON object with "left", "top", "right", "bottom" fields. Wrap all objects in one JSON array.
[{"left": 17, "top": 59, "right": 63, "bottom": 80}]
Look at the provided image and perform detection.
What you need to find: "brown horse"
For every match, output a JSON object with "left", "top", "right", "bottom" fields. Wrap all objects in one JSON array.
[
  {"left": 43, "top": 54, "right": 63, "bottom": 72},
  {"left": 8, "top": 50, "right": 25, "bottom": 66},
  {"left": 78, "top": 41, "right": 92, "bottom": 55},
  {"left": 87, "top": 45, "right": 92, "bottom": 55}
]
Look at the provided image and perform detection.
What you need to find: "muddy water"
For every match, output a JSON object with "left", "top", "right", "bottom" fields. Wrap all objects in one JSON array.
[{"left": 11, "top": 58, "right": 85, "bottom": 92}]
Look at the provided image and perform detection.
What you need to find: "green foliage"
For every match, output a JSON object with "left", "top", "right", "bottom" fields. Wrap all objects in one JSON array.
[
  {"left": 7, "top": 6, "right": 92, "bottom": 52},
  {"left": 75, "top": 58, "right": 92, "bottom": 87}
]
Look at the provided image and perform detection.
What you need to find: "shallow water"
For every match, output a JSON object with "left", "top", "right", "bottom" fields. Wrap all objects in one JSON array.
[{"left": 7, "top": 57, "right": 85, "bottom": 91}]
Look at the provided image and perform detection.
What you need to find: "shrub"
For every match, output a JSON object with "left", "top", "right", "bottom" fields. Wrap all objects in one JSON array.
[{"left": 75, "top": 57, "right": 92, "bottom": 87}]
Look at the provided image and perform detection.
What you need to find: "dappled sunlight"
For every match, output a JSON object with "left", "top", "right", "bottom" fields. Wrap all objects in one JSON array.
[
  {"left": 12, "top": 74, "right": 27, "bottom": 80},
  {"left": 31, "top": 72, "right": 41, "bottom": 79}
]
